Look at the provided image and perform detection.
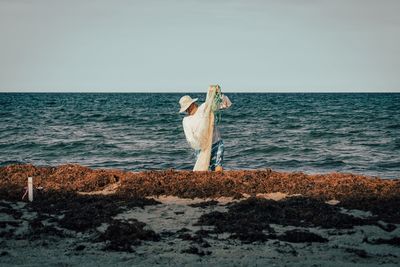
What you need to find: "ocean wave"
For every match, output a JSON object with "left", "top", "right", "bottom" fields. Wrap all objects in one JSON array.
[{"left": 0, "top": 93, "right": 399, "bottom": 178}]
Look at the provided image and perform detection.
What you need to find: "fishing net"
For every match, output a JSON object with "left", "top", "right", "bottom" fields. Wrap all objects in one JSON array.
[
  {"left": 193, "top": 85, "right": 219, "bottom": 171},
  {"left": 212, "top": 89, "right": 223, "bottom": 124}
]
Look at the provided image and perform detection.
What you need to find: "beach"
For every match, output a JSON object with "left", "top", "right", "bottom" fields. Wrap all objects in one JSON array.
[
  {"left": 1, "top": 0, "right": 400, "bottom": 265},
  {"left": 1, "top": 164, "right": 399, "bottom": 266}
]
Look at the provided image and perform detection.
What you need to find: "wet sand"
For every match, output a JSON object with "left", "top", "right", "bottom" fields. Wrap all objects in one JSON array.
[{"left": 1, "top": 164, "right": 399, "bottom": 266}]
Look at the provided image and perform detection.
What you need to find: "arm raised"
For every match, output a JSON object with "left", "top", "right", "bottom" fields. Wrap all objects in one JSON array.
[{"left": 219, "top": 94, "right": 232, "bottom": 110}]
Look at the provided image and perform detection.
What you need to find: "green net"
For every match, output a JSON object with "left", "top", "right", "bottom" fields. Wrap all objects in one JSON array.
[{"left": 211, "top": 87, "right": 223, "bottom": 124}]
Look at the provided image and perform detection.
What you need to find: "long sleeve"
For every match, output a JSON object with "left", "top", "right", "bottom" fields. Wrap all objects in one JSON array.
[
  {"left": 182, "top": 117, "right": 202, "bottom": 150},
  {"left": 182, "top": 87, "right": 225, "bottom": 154},
  {"left": 219, "top": 94, "right": 232, "bottom": 110}
]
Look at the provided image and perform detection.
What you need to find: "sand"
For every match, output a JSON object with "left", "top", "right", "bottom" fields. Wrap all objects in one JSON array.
[{"left": 1, "top": 164, "right": 399, "bottom": 266}]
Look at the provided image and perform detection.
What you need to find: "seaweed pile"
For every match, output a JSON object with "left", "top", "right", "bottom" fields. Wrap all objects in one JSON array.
[
  {"left": 1, "top": 191, "right": 160, "bottom": 252},
  {"left": 1, "top": 164, "right": 399, "bottom": 201},
  {"left": 195, "top": 196, "right": 398, "bottom": 243},
  {"left": 1, "top": 164, "right": 400, "bottom": 255}
]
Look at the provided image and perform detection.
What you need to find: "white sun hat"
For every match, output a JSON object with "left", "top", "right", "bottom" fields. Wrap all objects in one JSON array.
[{"left": 179, "top": 95, "right": 198, "bottom": 113}]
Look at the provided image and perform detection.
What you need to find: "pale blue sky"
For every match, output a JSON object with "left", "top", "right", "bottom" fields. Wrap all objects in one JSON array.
[{"left": 0, "top": 0, "right": 399, "bottom": 92}]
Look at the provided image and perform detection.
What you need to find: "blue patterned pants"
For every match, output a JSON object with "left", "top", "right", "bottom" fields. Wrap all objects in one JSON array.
[{"left": 194, "top": 140, "right": 225, "bottom": 171}]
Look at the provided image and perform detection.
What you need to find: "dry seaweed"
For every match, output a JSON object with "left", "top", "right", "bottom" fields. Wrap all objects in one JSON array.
[
  {"left": 1, "top": 164, "right": 399, "bottom": 202},
  {"left": 276, "top": 229, "right": 328, "bottom": 243},
  {"left": 27, "top": 191, "right": 159, "bottom": 232},
  {"left": 196, "top": 197, "right": 381, "bottom": 243},
  {"left": 98, "top": 219, "right": 160, "bottom": 252}
]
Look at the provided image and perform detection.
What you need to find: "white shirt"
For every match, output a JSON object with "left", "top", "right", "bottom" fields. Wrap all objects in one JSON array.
[{"left": 182, "top": 94, "right": 232, "bottom": 150}]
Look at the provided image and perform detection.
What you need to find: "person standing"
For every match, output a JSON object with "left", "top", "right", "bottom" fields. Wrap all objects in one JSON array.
[{"left": 179, "top": 85, "right": 232, "bottom": 171}]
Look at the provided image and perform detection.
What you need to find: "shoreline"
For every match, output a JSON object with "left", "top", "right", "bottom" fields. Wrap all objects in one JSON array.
[{"left": 1, "top": 164, "right": 399, "bottom": 199}]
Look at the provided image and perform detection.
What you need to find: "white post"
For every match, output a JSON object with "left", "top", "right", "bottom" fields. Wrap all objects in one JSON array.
[{"left": 28, "top": 177, "right": 33, "bottom": 202}]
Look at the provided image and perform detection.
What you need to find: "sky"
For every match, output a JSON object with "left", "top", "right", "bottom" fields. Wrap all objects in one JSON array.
[{"left": 0, "top": 0, "right": 399, "bottom": 92}]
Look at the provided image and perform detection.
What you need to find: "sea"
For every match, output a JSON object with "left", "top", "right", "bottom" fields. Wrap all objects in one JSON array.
[{"left": 0, "top": 93, "right": 399, "bottom": 179}]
